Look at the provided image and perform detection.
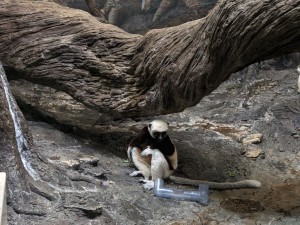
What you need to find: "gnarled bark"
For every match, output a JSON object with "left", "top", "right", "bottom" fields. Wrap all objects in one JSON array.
[
  {"left": 0, "top": 63, "right": 57, "bottom": 216},
  {"left": 133, "top": 0, "right": 300, "bottom": 114},
  {"left": 0, "top": 0, "right": 300, "bottom": 125}
]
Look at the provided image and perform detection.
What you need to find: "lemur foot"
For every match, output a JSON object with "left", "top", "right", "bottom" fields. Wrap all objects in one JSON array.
[
  {"left": 130, "top": 171, "right": 142, "bottom": 177},
  {"left": 143, "top": 180, "right": 154, "bottom": 190},
  {"left": 138, "top": 178, "right": 149, "bottom": 183}
]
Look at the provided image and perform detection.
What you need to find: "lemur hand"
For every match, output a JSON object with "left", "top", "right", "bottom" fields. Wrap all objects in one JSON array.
[{"left": 141, "top": 146, "right": 154, "bottom": 157}]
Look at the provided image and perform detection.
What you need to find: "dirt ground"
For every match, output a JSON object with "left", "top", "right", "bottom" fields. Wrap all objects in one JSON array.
[{"left": 9, "top": 58, "right": 300, "bottom": 224}]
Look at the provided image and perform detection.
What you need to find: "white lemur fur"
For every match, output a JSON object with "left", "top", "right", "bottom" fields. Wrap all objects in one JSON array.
[{"left": 127, "top": 120, "right": 261, "bottom": 190}]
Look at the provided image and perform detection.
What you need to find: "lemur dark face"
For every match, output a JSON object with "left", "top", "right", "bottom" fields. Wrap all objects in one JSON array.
[
  {"left": 152, "top": 131, "right": 167, "bottom": 141},
  {"left": 148, "top": 120, "right": 169, "bottom": 142}
]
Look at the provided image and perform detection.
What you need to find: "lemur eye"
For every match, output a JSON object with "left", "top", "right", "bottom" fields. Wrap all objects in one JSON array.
[{"left": 161, "top": 132, "right": 167, "bottom": 137}]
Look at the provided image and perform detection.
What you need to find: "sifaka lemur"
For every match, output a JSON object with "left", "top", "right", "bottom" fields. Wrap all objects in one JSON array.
[{"left": 127, "top": 120, "right": 262, "bottom": 190}]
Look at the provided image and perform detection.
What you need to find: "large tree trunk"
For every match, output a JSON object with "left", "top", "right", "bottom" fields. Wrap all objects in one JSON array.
[
  {"left": 1, "top": 62, "right": 109, "bottom": 217},
  {"left": 133, "top": 0, "right": 300, "bottom": 114},
  {"left": 0, "top": 63, "right": 58, "bottom": 216},
  {"left": 0, "top": 0, "right": 300, "bottom": 124}
]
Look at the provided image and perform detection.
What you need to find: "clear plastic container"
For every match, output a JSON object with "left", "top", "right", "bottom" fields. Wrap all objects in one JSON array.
[{"left": 153, "top": 179, "right": 209, "bottom": 205}]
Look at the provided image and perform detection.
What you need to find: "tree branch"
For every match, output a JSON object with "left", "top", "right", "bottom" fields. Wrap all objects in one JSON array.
[{"left": 133, "top": 0, "right": 300, "bottom": 114}]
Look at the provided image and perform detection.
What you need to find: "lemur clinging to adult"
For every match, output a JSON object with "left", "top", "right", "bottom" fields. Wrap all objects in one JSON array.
[{"left": 127, "top": 120, "right": 262, "bottom": 190}]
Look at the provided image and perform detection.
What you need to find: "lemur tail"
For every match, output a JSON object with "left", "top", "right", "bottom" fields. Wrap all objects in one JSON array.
[{"left": 169, "top": 176, "right": 261, "bottom": 189}]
